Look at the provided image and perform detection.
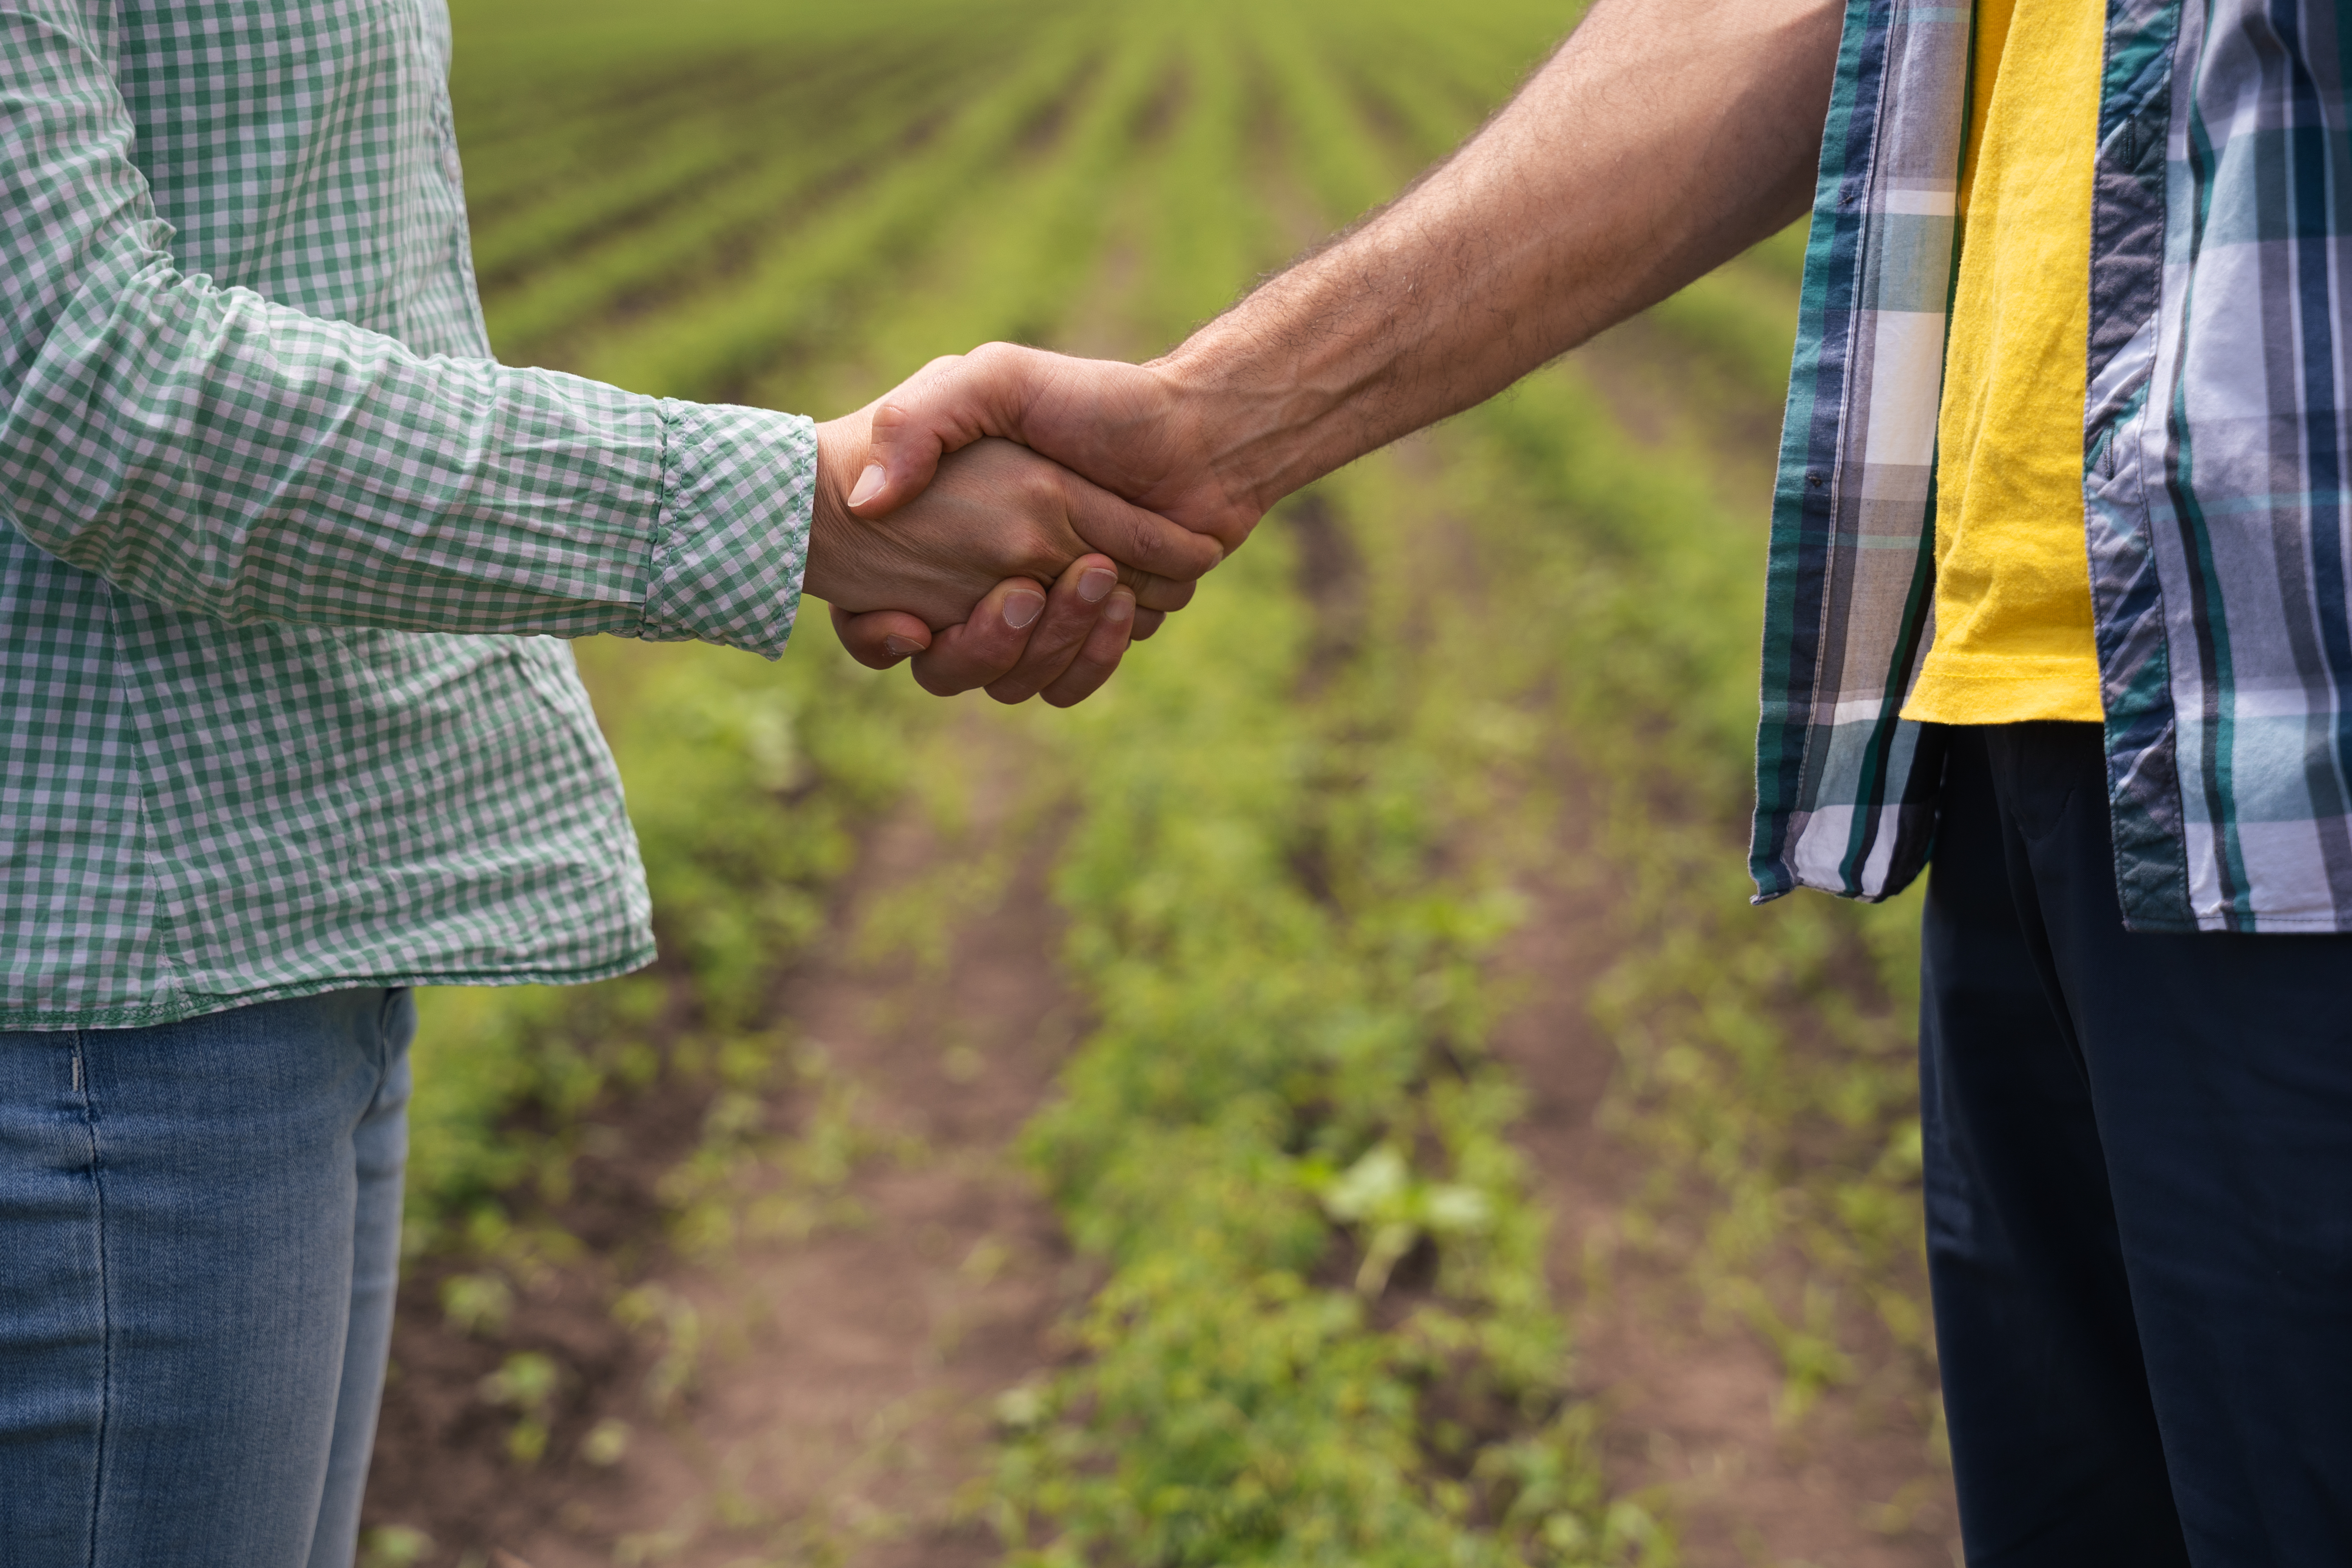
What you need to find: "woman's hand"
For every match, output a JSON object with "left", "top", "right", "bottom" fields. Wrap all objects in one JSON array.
[
  {"left": 830, "top": 553, "right": 1143, "bottom": 707},
  {"left": 806, "top": 413, "right": 1201, "bottom": 702}
]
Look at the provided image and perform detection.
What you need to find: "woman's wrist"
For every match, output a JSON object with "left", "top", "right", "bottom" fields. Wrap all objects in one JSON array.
[{"left": 802, "top": 416, "right": 869, "bottom": 606}]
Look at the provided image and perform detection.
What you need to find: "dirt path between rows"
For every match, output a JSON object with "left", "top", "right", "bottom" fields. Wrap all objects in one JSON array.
[
  {"left": 1488, "top": 862, "right": 1960, "bottom": 1568},
  {"left": 366, "top": 711, "right": 1085, "bottom": 1567},
  {"left": 508, "top": 731, "right": 1078, "bottom": 1567}
]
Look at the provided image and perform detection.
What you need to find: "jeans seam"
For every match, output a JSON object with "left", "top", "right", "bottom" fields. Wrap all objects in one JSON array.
[
  {"left": 370, "top": 987, "right": 403, "bottom": 1104},
  {"left": 72, "top": 1031, "right": 112, "bottom": 1568}
]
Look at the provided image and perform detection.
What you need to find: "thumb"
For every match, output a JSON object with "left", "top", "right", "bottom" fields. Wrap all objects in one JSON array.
[{"left": 849, "top": 345, "right": 1049, "bottom": 519}]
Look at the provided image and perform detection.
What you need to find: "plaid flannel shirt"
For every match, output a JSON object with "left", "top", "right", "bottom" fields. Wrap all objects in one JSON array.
[
  {"left": 1753, "top": 0, "right": 2352, "bottom": 933},
  {"left": 0, "top": 0, "right": 815, "bottom": 1027}
]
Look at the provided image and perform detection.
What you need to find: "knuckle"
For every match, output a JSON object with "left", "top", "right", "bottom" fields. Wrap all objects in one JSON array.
[
  {"left": 1037, "top": 617, "right": 1091, "bottom": 661},
  {"left": 1020, "top": 467, "right": 1067, "bottom": 513},
  {"left": 911, "top": 656, "right": 967, "bottom": 695}
]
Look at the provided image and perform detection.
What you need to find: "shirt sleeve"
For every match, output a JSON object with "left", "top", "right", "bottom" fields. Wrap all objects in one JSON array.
[{"left": 0, "top": 3, "right": 810, "bottom": 657}]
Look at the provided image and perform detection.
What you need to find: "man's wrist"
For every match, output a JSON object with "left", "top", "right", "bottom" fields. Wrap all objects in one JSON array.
[{"left": 1152, "top": 336, "right": 1334, "bottom": 528}]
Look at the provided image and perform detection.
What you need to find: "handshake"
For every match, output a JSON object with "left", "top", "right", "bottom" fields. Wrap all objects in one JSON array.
[{"left": 801, "top": 344, "right": 1269, "bottom": 709}]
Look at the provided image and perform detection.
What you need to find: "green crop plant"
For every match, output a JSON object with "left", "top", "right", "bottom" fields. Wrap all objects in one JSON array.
[
  {"left": 774, "top": 13, "right": 1191, "bottom": 409},
  {"left": 479, "top": 51, "right": 1007, "bottom": 357},
  {"left": 560, "top": 23, "right": 1107, "bottom": 399},
  {"left": 1471, "top": 351, "right": 1936, "bottom": 1426},
  {"left": 982, "top": 506, "right": 1637, "bottom": 1566}
]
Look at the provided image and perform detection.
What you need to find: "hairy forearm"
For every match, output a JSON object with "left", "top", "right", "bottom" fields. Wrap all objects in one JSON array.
[
  {"left": 1160, "top": 0, "right": 1844, "bottom": 512},
  {"left": 849, "top": 0, "right": 1846, "bottom": 555}
]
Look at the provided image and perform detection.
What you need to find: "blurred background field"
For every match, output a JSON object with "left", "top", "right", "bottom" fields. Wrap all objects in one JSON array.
[{"left": 361, "top": 2, "right": 1956, "bottom": 1564}]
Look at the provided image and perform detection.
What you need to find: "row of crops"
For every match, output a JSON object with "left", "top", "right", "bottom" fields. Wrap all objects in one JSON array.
[{"left": 370, "top": 0, "right": 1942, "bottom": 1560}]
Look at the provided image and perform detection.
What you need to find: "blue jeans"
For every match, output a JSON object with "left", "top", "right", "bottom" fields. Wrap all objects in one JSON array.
[
  {"left": 0, "top": 987, "right": 413, "bottom": 1568},
  {"left": 1924, "top": 725, "right": 2352, "bottom": 1566}
]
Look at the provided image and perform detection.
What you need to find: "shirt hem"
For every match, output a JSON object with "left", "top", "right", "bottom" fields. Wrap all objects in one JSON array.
[
  {"left": 2122, "top": 911, "right": 2352, "bottom": 935},
  {"left": 0, "top": 944, "right": 659, "bottom": 1034},
  {"left": 1900, "top": 659, "right": 2106, "bottom": 725},
  {"left": 1759, "top": 868, "right": 2352, "bottom": 934}
]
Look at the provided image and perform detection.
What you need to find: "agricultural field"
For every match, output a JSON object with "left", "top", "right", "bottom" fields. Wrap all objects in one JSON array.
[{"left": 359, "top": 1, "right": 1957, "bottom": 1564}]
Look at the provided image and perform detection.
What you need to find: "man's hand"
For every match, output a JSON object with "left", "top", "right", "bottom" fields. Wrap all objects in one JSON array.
[
  {"left": 834, "top": 0, "right": 1841, "bottom": 548},
  {"left": 842, "top": 348, "right": 1261, "bottom": 555}
]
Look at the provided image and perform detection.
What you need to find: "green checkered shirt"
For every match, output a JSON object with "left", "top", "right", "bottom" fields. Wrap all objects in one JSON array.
[{"left": 0, "top": 0, "right": 815, "bottom": 1027}]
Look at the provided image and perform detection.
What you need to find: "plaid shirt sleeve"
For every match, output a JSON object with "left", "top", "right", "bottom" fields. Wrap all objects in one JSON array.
[{"left": 0, "top": 0, "right": 811, "bottom": 658}]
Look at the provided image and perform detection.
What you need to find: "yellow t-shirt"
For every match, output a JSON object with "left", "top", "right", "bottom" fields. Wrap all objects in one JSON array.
[{"left": 1900, "top": 0, "right": 2107, "bottom": 725}]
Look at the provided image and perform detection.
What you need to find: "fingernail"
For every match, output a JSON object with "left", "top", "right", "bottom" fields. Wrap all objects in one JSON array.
[
  {"left": 1079, "top": 567, "right": 1117, "bottom": 604},
  {"left": 1004, "top": 591, "right": 1046, "bottom": 630},
  {"left": 883, "top": 635, "right": 922, "bottom": 657},
  {"left": 846, "top": 464, "right": 886, "bottom": 508},
  {"left": 1103, "top": 591, "right": 1134, "bottom": 625}
]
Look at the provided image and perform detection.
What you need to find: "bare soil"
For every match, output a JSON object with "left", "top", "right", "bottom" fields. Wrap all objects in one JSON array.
[
  {"left": 363, "top": 715, "right": 1087, "bottom": 1567},
  {"left": 1488, "top": 864, "right": 1960, "bottom": 1568}
]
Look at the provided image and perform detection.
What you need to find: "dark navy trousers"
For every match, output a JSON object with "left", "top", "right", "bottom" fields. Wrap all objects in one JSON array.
[{"left": 1923, "top": 724, "right": 2352, "bottom": 1566}]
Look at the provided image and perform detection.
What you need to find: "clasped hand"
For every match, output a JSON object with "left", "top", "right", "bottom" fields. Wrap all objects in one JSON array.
[{"left": 803, "top": 347, "right": 1260, "bottom": 707}]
